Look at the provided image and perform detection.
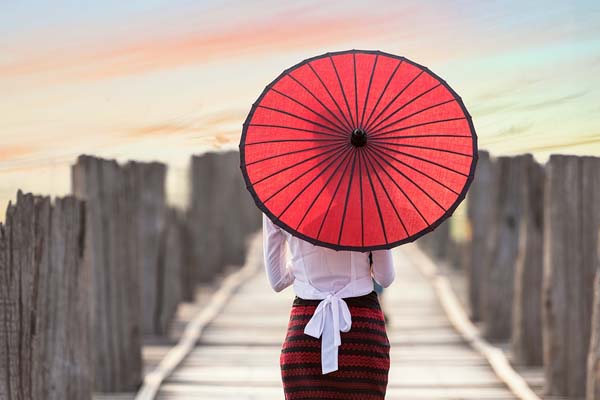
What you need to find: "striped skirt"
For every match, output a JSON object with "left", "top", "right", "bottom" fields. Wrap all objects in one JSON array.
[{"left": 280, "top": 291, "right": 390, "bottom": 400}]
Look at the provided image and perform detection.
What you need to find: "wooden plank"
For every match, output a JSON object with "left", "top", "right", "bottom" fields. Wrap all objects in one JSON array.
[
  {"left": 152, "top": 236, "right": 518, "bottom": 400},
  {"left": 511, "top": 155, "right": 545, "bottom": 366},
  {"left": 542, "top": 155, "right": 600, "bottom": 398}
]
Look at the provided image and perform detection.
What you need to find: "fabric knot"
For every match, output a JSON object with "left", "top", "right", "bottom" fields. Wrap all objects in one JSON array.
[{"left": 303, "top": 292, "right": 352, "bottom": 374}]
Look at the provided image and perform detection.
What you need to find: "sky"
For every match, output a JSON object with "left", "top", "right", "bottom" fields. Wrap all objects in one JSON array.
[{"left": 1, "top": 0, "right": 599, "bottom": 214}]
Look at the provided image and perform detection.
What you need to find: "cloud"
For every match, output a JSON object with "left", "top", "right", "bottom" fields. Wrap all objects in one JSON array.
[
  {"left": 125, "top": 108, "right": 246, "bottom": 139},
  {"left": 523, "top": 133, "right": 600, "bottom": 152},
  {"left": 518, "top": 90, "right": 588, "bottom": 112},
  {"left": 0, "top": 8, "right": 394, "bottom": 85},
  {"left": 0, "top": 144, "right": 36, "bottom": 162}
]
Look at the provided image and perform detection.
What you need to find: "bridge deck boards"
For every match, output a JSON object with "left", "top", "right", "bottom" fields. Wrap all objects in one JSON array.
[{"left": 156, "top": 242, "right": 516, "bottom": 399}]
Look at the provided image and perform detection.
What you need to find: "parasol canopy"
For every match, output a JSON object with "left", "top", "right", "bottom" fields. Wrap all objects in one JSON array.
[{"left": 240, "top": 49, "right": 477, "bottom": 251}]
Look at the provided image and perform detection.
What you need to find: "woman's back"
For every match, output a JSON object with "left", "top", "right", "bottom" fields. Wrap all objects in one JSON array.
[{"left": 262, "top": 213, "right": 395, "bottom": 294}]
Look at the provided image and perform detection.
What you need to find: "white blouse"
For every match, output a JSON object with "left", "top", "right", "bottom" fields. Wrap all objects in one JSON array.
[{"left": 262, "top": 213, "right": 395, "bottom": 374}]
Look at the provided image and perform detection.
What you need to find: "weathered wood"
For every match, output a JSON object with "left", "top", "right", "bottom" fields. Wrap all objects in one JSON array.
[
  {"left": 466, "top": 151, "right": 498, "bottom": 322},
  {"left": 482, "top": 155, "right": 526, "bottom": 342},
  {"left": 188, "top": 152, "right": 219, "bottom": 283},
  {"left": 417, "top": 219, "right": 450, "bottom": 261},
  {"left": 72, "top": 156, "right": 143, "bottom": 392},
  {"left": 542, "top": 155, "right": 600, "bottom": 398},
  {"left": 154, "top": 208, "right": 184, "bottom": 335},
  {"left": 511, "top": 155, "right": 545, "bottom": 366},
  {"left": 588, "top": 244, "right": 600, "bottom": 400},
  {"left": 188, "top": 150, "right": 261, "bottom": 285},
  {"left": 124, "top": 161, "right": 168, "bottom": 335},
  {"left": 0, "top": 191, "right": 90, "bottom": 400}
]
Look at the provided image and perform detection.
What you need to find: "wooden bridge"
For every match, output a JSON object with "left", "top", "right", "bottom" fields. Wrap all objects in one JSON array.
[
  {"left": 142, "top": 235, "right": 519, "bottom": 400},
  {"left": 1, "top": 150, "right": 599, "bottom": 400}
]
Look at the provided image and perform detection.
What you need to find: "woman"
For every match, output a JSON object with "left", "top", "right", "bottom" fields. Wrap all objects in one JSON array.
[{"left": 262, "top": 213, "right": 395, "bottom": 399}]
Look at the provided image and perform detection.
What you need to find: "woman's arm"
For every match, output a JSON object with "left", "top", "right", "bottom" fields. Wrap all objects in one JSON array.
[
  {"left": 262, "top": 214, "right": 294, "bottom": 292},
  {"left": 371, "top": 249, "right": 395, "bottom": 287}
]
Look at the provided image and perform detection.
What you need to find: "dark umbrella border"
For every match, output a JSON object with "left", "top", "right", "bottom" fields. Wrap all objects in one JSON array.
[{"left": 239, "top": 49, "right": 478, "bottom": 252}]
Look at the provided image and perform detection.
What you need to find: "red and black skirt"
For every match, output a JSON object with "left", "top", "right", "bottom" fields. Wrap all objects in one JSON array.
[{"left": 280, "top": 291, "right": 390, "bottom": 400}]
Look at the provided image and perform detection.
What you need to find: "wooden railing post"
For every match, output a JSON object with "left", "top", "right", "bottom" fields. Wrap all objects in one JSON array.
[
  {"left": 0, "top": 191, "right": 90, "bottom": 400},
  {"left": 466, "top": 150, "right": 497, "bottom": 321},
  {"left": 542, "top": 155, "right": 600, "bottom": 398},
  {"left": 124, "top": 161, "right": 169, "bottom": 335},
  {"left": 72, "top": 156, "right": 143, "bottom": 392},
  {"left": 511, "top": 154, "right": 545, "bottom": 366},
  {"left": 588, "top": 237, "right": 600, "bottom": 400},
  {"left": 482, "top": 155, "right": 527, "bottom": 342}
]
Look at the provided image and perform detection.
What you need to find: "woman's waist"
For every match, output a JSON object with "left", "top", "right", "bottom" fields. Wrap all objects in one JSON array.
[{"left": 293, "top": 290, "right": 381, "bottom": 309}]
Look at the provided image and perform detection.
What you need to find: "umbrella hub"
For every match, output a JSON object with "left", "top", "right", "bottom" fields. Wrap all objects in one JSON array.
[{"left": 351, "top": 128, "right": 367, "bottom": 147}]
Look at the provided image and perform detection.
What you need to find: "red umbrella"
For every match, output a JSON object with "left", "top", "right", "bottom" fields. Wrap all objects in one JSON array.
[{"left": 240, "top": 49, "right": 477, "bottom": 251}]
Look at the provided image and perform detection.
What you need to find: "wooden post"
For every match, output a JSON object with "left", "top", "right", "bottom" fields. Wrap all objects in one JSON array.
[
  {"left": 588, "top": 238, "right": 600, "bottom": 400},
  {"left": 0, "top": 191, "right": 91, "bottom": 400},
  {"left": 188, "top": 152, "right": 219, "bottom": 283},
  {"left": 418, "top": 219, "right": 451, "bottom": 261},
  {"left": 154, "top": 208, "right": 184, "bottom": 335},
  {"left": 188, "top": 150, "right": 255, "bottom": 283},
  {"left": 543, "top": 155, "right": 600, "bottom": 398},
  {"left": 72, "top": 156, "right": 143, "bottom": 392},
  {"left": 511, "top": 154, "right": 545, "bottom": 366},
  {"left": 466, "top": 150, "right": 498, "bottom": 321},
  {"left": 124, "top": 161, "right": 168, "bottom": 335},
  {"left": 482, "top": 155, "right": 527, "bottom": 342},
  {"left": 220, "top": 150, "right": 247, "bottom": 268}
]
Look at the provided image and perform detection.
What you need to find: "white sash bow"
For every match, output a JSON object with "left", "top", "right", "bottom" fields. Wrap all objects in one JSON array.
[{"left": 303, "top": 293, "right": 352, "bottom": 374}]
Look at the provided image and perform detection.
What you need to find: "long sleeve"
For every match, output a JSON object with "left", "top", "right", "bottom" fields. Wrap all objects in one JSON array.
[
  {"left": 262, "top": 213, "right": 295, "bottom": 292},
  {"left": 371, "top": 249, "right": 395, "bottom": 287}
]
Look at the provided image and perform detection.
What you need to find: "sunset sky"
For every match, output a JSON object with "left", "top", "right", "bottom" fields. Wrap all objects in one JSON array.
[{"left": 1, "top": 0, "right": 599, "bottom": 213}]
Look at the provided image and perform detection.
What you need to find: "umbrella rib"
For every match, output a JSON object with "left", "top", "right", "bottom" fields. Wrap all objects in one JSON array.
[
  {"left": 245, "top": 141, "right": 346, "bottom": 167},
  {"left": 316, "top": 146, "right": 355, "bottom": 241},
  {"left": 296, "top": 145, "right": 353, "bottom": 231},
  {"left": 337, "top": 149, "right": 358, "bottom": 246},
  {"left": 365, "top": 142, "right": 460, "bottom": 196},
  {"left": 377, "top": 133, "right": 472, "bottom": 140},
  {"left": 271, "top": 87, "right": 349, "bottom": 135},
  {"left": 364, "top": 71, "right": 425, "bottom": 133},
  {"left": 256, "top": 105, "right": 346, "bottom": 138},
  {"left": 368, "top": 117, "right": 467, "bottom": 139},
  {"left": 278, "top": 145, "right": 353, "bottom": 219},
  {"left": 368, "top": 141, "right": 473, "bottom": 158},
  {"left": 359, "top": 54, "right": 378, "bottom": 129},
  {"left": 369, "top": 90, "right": 451, "bottom": 136},
  {"left": 364, "top": 145, "right": 429, "bottom": 226},
  {"left": 361, "top": 147, "right": 409, "bottom": 237},
  {"left": 287, "top": 73, "right": 353, "bottom": 134},
  {"left": 307, "top": 62, "right": 354, "bottom": 131},
  {"left": 359, "top": 147, "right": 389, "bottom": 244},
  {"left": 363, "top": 59, "right": 403, "bottom": 130},
  {"left": 248, "top": 123, "right": 346, "bottom": 138},
  {"left": 253, "top": 142, "right": 347, "bottom": 186},
  {"left": 353, "top": 53, "right": 359, "bottom": 128},
  {"left": 366, "top": 143, "right": 448, "bottom": 213},
  {"left": 246, "top": 138, "right": 345, "bottom": 145},
  {"left": 263, "top": 144, "right": 349, "bottom": 204},
  {"left": 358, "top": 146, "right": 364, "bottom": 247},
  {"left": 369, "top": 140, "right": 468, "bottom": 177},
  {"left": 329, "top": 55, "right": 356, "bottom": 129}
]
